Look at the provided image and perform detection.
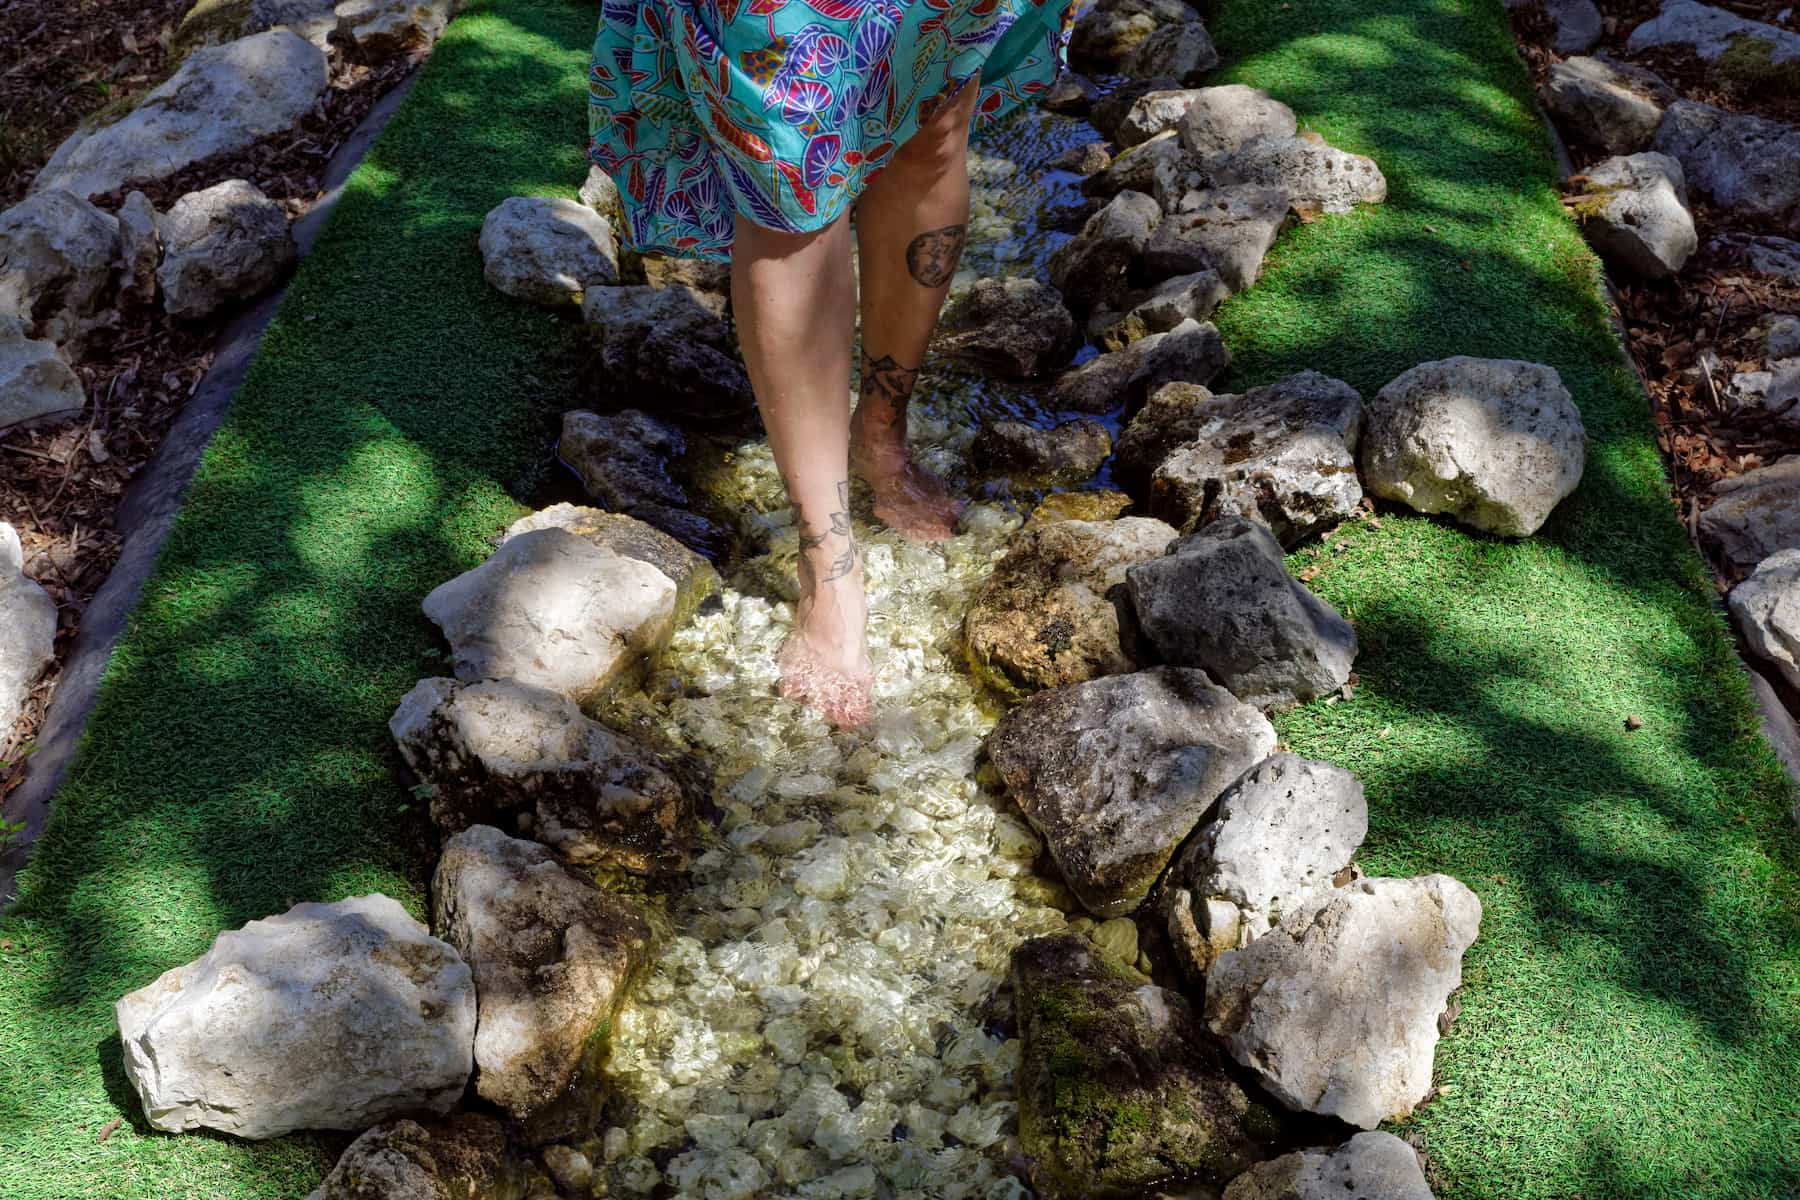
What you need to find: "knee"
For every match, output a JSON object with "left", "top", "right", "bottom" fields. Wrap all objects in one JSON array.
[{"left": 887, "top": 77, "right": 979, "bottom": 180}]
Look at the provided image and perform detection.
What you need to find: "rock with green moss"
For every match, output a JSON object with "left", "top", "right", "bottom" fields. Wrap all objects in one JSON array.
[
  {"left": 1570, "top": 152, "right": 1697, "bottom": 279},
  {"left": 175, "top": 0, "right": 337, "bottom": 50},
  {"left": 1627, "top": 0, "right": 1800, "bottom": 96},
  {"left": 1014, "top": 933, "right": 1274, "bottom": 1199}
]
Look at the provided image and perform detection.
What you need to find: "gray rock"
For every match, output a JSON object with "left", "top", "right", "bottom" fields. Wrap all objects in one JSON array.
[
  {"left": 0, "top": 522, "right": 56, "bottom": 745},
  {"left": 157, "top": 180, "right": 296, "bottom": 319},
  {"left": 1117, "top": 89, "right": 1206, "bottom": 149},
  {"left": 1122, "top": 21, "right": 1220, "bottom": 84},
  {"left": 1573, "top": 151, "right": 1697, "bottom": 278},
  {"left": 1044, "top": 71, "right": 1101, "bottom": 116},
  {"left": 389, "top": 675, "right": 699, "bottom": 874},
  {"left": 480, "top": 195, "right": 619, "bottom": 308},
  {"left": 972, "top": 418, "right": 1112, "bottom": 480},
  {"left": 1653, "top": 101, "right": 1800, "bottom": 234},
  {"left": 116, "top": 191, "right": 161, "bottom": 306},
  {"left": 1049, "top": 190, "right": 1162, "bottom": 308},
  {"left": 1740, "top": 234, "right": 1800, "bottom": 283},
  {"left": 1540, "top": 0, "right": 1604, "bottom": 54},
  {"left": 1127, "top": 516, "right": 1358, "bottom": 708},
  {"left": 1051, "top": 141, "right": 1114, "bottom": 176},
  {"left": 1205, "top": 875, "right": 1482, "bottom": 1129},
  {"left": 420, "top": 526, "right": 677, "bottom": 704},
  {"left": 1095, "top": 270, "right": 1232, "bottom": 350},
  {"left": 580, "top": 284, "right": 755, "bottom": 418},
  {"left": 175, "top": 0, "right": 340, "bottom": 49},
  {"left": 32, "top": 30, "right": 329, "bottom": 202},
  {"left": 1014, "top": 934, "right": 1273, "bottom": 1199},
  {"left": 1163, "top": 754, "right": 1367, "bottom": 980},
  {"left": 1698, "top": 457, "right": 1800, "bottom": 571},
  {"left": 1070, "top": 8, "right": 1158, "bottom": 66},
  {"left": 115, "top": 895, "right": 475, "bottom": 1138},
  {"left": 305, "top": 1116, "right": 516, "bottom": 1200},
  {"left": 1766, "top": 313, "right": 1800, "bottom": 361},
  {"left": 1143, "top": 185, "right": 1290, "bottom": 291},
  {"left": 433, "top": 825, "right": 650, "bottom": 1119},
  {"left": 1627, "top": 0, "right": 1800, "bottom": 65},
  {"left": 1223, "top": 1133, "right": 1434, "bottom": 1200},
  {"left": 1729, "top": 548, "right": 1800, "bottom": 691},
  {"left": 0, "top": 189, "right": 119, "bottom": 344},
  {"left": 1540, "top": 55, "right": 1674, "bottom": 154},
  {"left": 936, "top": 276, "right": 1076, "bottom": 377},
  {"left": 963, "top": 516, "right": 1177, "bottom": 702},
  {"left": 1148, "top": 371, "right": 1365, "bottom": 545},
  {"left": 1176, "top": 85, "right": 1298, "bottom": 158},
  {"left": 1362, "top": 356, "right": 1587, "bottom": 537},
  {"left": 1114, "top": 380, "right": 1218, "bottom": 496},
  {"left": 334, "top": 0, "right": 453, "bottom": 60},
  {"left": 1050, "top": 318, "right": 1230, "bottom": 415},
  {"left": 1082, "top": 132, "right": 1186, "bottom": 202},
  {"left": 1210, "top": 134, "right": 1387, "bottom": 214},
  {"left": 987, "top": 665, "right": 1276, "bottom": 916},
  {"left": 0, "top": 316, "right": 84, "bottom": 431},
  {"left": 502, "top": 502, "right": 718, "bottom": 628},
  {"left": 641, "top": 255, "right": 731, "bottom": 296},
  {"left": 580, "top": 164, "right": 628, "bottom": 231},
  {"left": 1728, "top": 363, "right": 1800, "bottom": 424},
  {"left": 557, "top": 408, "right": 731, "bottom": 562}
]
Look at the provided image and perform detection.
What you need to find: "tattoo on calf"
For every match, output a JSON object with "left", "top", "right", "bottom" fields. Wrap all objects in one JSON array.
[
  {"left": 859, "top": 348, "right": 920, "bottom": 406},
  {"left": 904, "top": 224, "right": 966, "bottom": 288},
  {"left": 798, "top": 478, "right": 859, "bottom": 585}
]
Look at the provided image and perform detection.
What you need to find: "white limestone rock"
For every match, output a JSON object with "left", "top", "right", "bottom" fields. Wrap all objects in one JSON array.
[
  {"left": 0, "top": 189, "right": 119, "bottom": 344},
  {"left": 1205, "top": 875, "right": 1482, "bottom": 1129},
  {"left": 1361, "top": 356, "right": 1587, "bottom": 537},
  {"left": 334, "top": 0, "right": 453, "bottom": 60},
  {"left": 1209, "top": 134, "right": 1386, "bottom": 215},
  {"left": 0, "top": 522, "right": 57, "bottom": 745},
  {"left": 1573, "top": 151, "right": 1698, "bottom": 279},
  {"left": 114, "top": 894, "right": 475, "bottom": 1138},
  {"left": 157, "top": 180, "right": 296, "bottom": 319},
  {"left": 1081, "top": 131, "right": 1186, "bottom": 202},
  {"left": 0, "top": 316, "right": 85, "bottom": 432},
  {"left": 31, "top": 30, "right": 329, "bottom": 202},
  {"left": 1116, "top": 89, "right": 1207, "bottom": 149},
  {"left": 1048, "top": 317, "right": 1230, "bottom": 414},
  {"left": 1177, "top": 84, "right": 1298, "bottom": 159},
  {"left": 174, "top": 0, "right": 340, "bottom": 49},
  {"left": 1143, "top": 184, "right": 1291, "bottom": 294},
  {"left": 1730, "top": 549, "right": 1800, "bottom": 691},
  {"left": 1223, "top": 1132, "right": 1435, "bottom": 1200},
  {"left": 1540, "top": 55, "right": 1674, "bottom": 155},
  {"left": 433, "top": 825, "right": 651, "bottom": 1118},
  {"left": 580, "top": 164, "right": 628, "bottom": 231},
  {"left": 480, "top": 195, "right": 618, "bottom": 307},
  {"left": 421, "top": 526, "right": 677, "bottom": 705}
]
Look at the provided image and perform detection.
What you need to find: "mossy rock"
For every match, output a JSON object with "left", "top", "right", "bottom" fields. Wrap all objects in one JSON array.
[
  {"left": 175, "top": 0, "right": 337, "bottom": 52},
  {"left": 1013, "top": 933, "right": 1278, "bottom": 1199},
  {"left": 1713, "top": 35, "right": 1800, "bottom": 99}
]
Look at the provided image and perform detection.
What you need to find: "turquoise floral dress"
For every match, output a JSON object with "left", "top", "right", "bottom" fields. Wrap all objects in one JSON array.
[{"left": 587, "top": 0, "right": 1077, "bottom": 260}]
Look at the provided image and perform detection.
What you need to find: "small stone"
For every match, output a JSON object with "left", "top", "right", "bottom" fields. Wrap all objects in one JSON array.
[
  {"left": 1142, "top": 185, "right": 1290, "bottom": 291},
  {"left": 1699, "top": 457, "right": 1800, "bottom": 571},
  {"left": 1223, "top": 1132, "right": 1434, "bottom": 1200},
  {"left": 987, "top": 666, "right": 1277, "bottom": 916},
  {"left": 1653, "top": 101, "right": 1800, "bottom": 233},
  {"left": 971, "top": 418, "right": 1112, "bottom": 481},
  {"left": 1572, "top": 152, "right": 1697, "bottom": 278},
  {"left": 1205, "top": 875, "right": 1482, "bottom": 1129},
  {"left": 1024, "top": 490, "right": 1136, "bottom": 530},
  {"left": 389, "top": 675, "right": 699, "bottom": 874},
  {"left": 581, "top": 284, "right": 755, "bottom": 418},
  {"left": 1082, "top": 131, "right": 1186, "bottom": 202},
  {"left": 1116, "top": 88, "right": 1207, "bottom": 149},
  {"left": 421, "top": 527, "right": 677, "bottom": 704},
  {"left": 157, "top": 180, "right": 296, "bottom": 320},
  {"left": 580, "top": 165, "right": 628, "bottom": 230},
  {"left": 1176, "top": 85, "right": 1298, "bottom": 158},
  {"left": 1625, "top": 713, "right": 1644, "bottom": 731},
  {"left": 176, "top": 0, "right": 340, "bottom": 50},
  {"left": 963, "top": 516, "right": 1177, "bottom": 701},
  {"left": 1090, "top": 917, "right": 1140, "bottom": 963},
  {"left": 1048, "top": 190, "right": 1161, "bottom": 308},
  {"left": 541, "top": 1145, "right": 595, "bottom": 1194},
  {"left": 935, "top": 277, "right": 1077, "bottom": 377},
  {"left": 0, "top": 316, "right": 85, "bottom": 432},
  {"left": 1729, "top": 548, "right": 1800, "bottom": 690},
  {"left": 116, "top": 191, "right": 161, "bottom": 306},
  {"left": 1538, "top": 0, "right": 1604, "bottom": 54},
  {"left": 116, "top": 895, "right": 475, "bottom": 1138},
  {"left": 1541, "top": 55, "right": 1674, "bottom": 154},
  {"left": 1122, "top": 21, "right": 1220, "bottom": 84},
  {"left": 1044, "top": 71, "right": 1101, "bottom": 116},
  {"left": 1766, "top": 313, "right": 1800, "bottom": 361},
  {"left": 0, "top": 522, "right": 56, "bottom": 743},
  {"left": 1049, "top": 318, "right": 1230, "bottom": 415},
  {"left": 0, "top": 189, "right": 119, "bottom": 344},
  {"left": 1361, "top": 356, "right": 1587, "bottom": 537},
  {"left": 480, "top": 195, "right": 619, "bottom": 308},
  {"left": 1070, "top": 8, "right": 1159, "bottom": 66},
  {"left": 305, "top": 1115, "right": 513, "bottom": 1200},
  {"left": 1128, "top": 517, "right": 1358, "bottom": 708},
  {"left": 1050, "top": 141, "right": 1113, "bottom": 176},
  {"left": 334, "top": 0, "right": 452, "bottom": 60}
]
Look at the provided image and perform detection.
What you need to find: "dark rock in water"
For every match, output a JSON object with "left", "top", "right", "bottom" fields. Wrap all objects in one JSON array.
[
  {"left": 1045, "top": 71, "right": 1101, "bottom": 116},
  {"left": 390, "top": 675, "right": 701, "bottom": 876},
  {"left": 1082, "top": 132, "right": 1186, "bottom": 202},
  {"left": 1093, "top": 270, "right": 1231, "bottom": 351},
  {"left": 1050, "top": 141, "right": 1113, "bottom": 176},
  {"left": 1049, "top": 319, "right": 1229, "bottom": 415},
  {"left": 581, "top": 283, "right": 755, "bottom": 418},
  {"left": 1013, "top": 933, "right": 1275, "bottom": 1199},
  {"left": 1024, "top": 489, "right": 1136, "bottom": 530},
  {"left": 1049, "top": 190, "right": 1161, "bottom": 308},
  {"left": 986, "top": 665, "right": 1275, "bottom": 915},
  {"left": 1113, "top": 381, "right": 1217, "bottom": 497},
  {"left": 305, "top": 1115, "right": 521, "bottom": 1200},
  {"left": 558, "top": 408, "right": 734, "bottom": 561},
  {"left": 1127, "top": 516, "right": 1357, "bottom": 708},
  {"left": 1121, "top": 21, "right": 1219, "bottom": 85},
  {"left": 1145, "top": 371, "right": 1365, "bottom": 546},
  {"left": 972, "top": 417, "right": 1112, "bottom": 480},
  {"left": 936, "top": 277, "right": 1077, "bottom": 377}
]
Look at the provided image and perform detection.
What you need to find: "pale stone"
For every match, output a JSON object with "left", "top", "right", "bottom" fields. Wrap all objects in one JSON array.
[
  {"left": 116, "top": 191, "right": 161, "bottom": 306},
  {"left": 32, "top": 30, "right": 329, "bottom": 201},
  {"left": 1573, "top": 152, "right": 1697, "bottom": 279},
  {"left": 0, "top": 522, "right": 57, "bottom": 743},
  {"left": 157, "top": 180, "right": 296, "bottom": 319},
  {"left": 1176, "top": 85, "right": 1298, "bottom": 158},
  {"left": 1206, "top": 876, "right": 1482, "bottom": 1129},
  {"left": 334, "top": 0, "right": 453, "bottom": 60},
  {"left": 0, "top": 189, "right": 119, "bottom": 344},
  {"left": 1362, "top": 356, "right": 1587, "bottom": 537},
  {"left": 1699, "top": 457, "right": 1800, "bottom": 571},
  {"left": 421, "top": 526, "right": 676, "bottom": 705},
  {"left": 1143, "top": 185, "right": 1290, "bottom": 291},
  {"left": 1730, "top": 549, "right": 1800, "bottom": 691},
  {"left": 115, "top": 895, "right": 475, "bottom": 1138},
  {"left": 502, "top": 501, "right": 718, "bottom": 628},
  {"left": 987, "top": 666, "right": 1277, "bottom": 916},
  {"left": 1210, "top": 135, "right": 1387, "bottom": 214},
  {"left": 480, "top": 195, "right": 618, "bottom": 308},
  {"left": 580, "top": 164, "right": 628, "bottom": 230},
  {"left": 1116, "top": 88, "right": 1207, "bottom": 149},
  {"left": 1626, "top": 0, "right": 1800, "bottom": 65},
  {"left": 175, "top": 0, "right": 339, "bottom": 49},
  {"left": 1223, "top": 1133, "right": 1434, "bottom": 1200},
  {"left": 1082, "top": 132, "right": 1186, "bottom": 202},
  {"left": 1541, "top": 55, "right": 1674, "bottom": 154},
  {"left": 0, "top": 316, "right": 85, "bottom": 431}
]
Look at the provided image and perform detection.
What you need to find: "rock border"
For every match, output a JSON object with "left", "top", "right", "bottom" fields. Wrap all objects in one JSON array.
[{"left": 0, "top": 71, "right": 421, "bottom": 910}]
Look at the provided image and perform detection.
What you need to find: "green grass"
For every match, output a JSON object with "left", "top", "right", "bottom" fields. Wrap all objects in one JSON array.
[
  {"left": 1204, "top": 0, "right": 1800, "bottom": 1194},
  {"left": 1, "top": 0, "right": 1796, "bottom": 1195}
]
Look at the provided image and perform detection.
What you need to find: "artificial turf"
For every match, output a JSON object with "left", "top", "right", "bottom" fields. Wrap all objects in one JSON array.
[{"left": 0, "top": 0, "right": 1795, "bottom": 1196}]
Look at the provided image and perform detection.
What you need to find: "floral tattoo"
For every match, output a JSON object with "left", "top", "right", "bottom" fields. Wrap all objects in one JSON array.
[{"left": 798, "top": 478, "right": 859, "bottom": 585}]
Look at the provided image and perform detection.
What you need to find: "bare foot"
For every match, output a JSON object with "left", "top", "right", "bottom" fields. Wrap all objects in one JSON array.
[
  {"left": 849, "top": 412, "right": 967, "bottom": 543},
  {"left": 777, "top": 530, "right": 874, "bottom": 729}
]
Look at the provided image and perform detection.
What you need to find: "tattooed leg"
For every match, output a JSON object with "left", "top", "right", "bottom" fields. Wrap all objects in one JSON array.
[{"left": 849, "top": 70, "right": 981, "bottom": 542}]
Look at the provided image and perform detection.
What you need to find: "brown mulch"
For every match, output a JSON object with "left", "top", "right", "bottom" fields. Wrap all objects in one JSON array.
[
  {"left": 0, "top": 35, "right": 420, "bottom": 796},
  {"left": 1509, "top": 0, "right": 1800, "bottom": 591}
]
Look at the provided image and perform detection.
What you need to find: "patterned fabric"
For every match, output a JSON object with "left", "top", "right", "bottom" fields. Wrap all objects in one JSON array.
[{"left": 587, "top": 0, "right": 1077, "bottom": 261}]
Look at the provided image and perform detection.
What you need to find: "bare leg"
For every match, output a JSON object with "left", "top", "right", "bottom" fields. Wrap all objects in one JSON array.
[
  {"left": 730, "top": 210, "right": 873, "bottom": 728},
  {"left": 848, "top": 71, "right": 981, "bottom": 542}
]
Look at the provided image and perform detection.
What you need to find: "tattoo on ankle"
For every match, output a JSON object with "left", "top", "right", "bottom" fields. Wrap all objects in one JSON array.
[
  {"left": 859, "top": 348, "right": 920, "bottom": 406},
  {"left": 904, "top": 224, "right": 966, "bottom": 288},
  {"left": 798, "top": 479, "right": 859, "bottom": 585}
]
